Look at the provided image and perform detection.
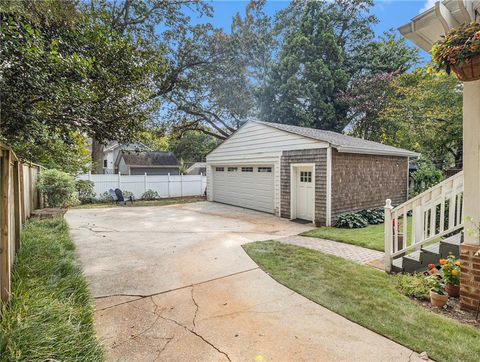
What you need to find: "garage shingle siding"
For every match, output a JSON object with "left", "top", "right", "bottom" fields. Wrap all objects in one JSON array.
[
  {"left": 280, "top": 149, "right": 327, "bottom": 226},
  {"left": 331, "top": 150, "right": 408, "bottom": 223}
]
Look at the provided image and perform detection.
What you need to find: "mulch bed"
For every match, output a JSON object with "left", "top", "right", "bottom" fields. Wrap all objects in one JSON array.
[{"left": 413, "top": 297, "right": 480, "bottom": 328}]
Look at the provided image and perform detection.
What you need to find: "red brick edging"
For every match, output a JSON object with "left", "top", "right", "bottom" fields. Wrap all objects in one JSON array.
[{"left": 460, "top": 243, "right": 480, "bottom": 311}]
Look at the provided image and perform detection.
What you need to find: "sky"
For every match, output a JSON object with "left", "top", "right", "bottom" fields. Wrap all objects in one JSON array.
[{"left": 188, "top": 0, "right": 434, "bottom": 64}]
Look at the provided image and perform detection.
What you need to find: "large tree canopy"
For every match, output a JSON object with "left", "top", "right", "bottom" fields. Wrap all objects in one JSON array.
[
  {"left": 257, "top": 0, "right": 418, "bottom": 132},
  {"left": 375, "top": 69, "right": 463, "bottom": 170},
  {"left": 3, "top": 0, "right": 445, "bottom": 176},
  {"left": 0, "top": 0, "right": 158, "bottom": 171}
]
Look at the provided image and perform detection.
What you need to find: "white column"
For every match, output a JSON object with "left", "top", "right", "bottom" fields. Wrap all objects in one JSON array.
[
  {"left": 200, "top": 172, "right": 203, "bottom": 195},
  {"left": 117, "top": 173, "right": 121, "bottom": 189},
  {"left": 144, "top": 172, "right": 147, "bottom": 193},
  {"left": 384, "top": 199, "right": 393, "bottom": 272},
  {"left": 463, "top": 80, "right": 480, "bottom": 245},
  {"left": 326, "top": 147, "right": 332, "bottom": 226}
]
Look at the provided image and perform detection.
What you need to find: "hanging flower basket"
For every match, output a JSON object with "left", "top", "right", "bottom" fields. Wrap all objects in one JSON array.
[
  {"left": 451, "top": 56, "right": 480, "bottom": 81},
  {"left": 431, "top": 22, "right": 480, "bottom": 82}
]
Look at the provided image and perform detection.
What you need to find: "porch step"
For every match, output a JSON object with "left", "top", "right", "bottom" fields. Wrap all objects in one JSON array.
[
  {"left": 440, "top": 233, "right": 462, "bottom": 258},
  {"left": 391, "top": 231, "right": 463, "bottom": 274},
  {"left": 402, "top": 251, "right": 423, "bottom": 273}
]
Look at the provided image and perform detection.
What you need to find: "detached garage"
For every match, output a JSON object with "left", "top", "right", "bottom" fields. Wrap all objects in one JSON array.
[{"left": 206, "top": 121, "right": 418, "bottom": 226}]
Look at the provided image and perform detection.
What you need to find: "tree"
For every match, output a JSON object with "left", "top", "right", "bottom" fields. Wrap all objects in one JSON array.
[
  {"left": 136, "top": 0, "right": 274, "bottom": 141},
  {"left": 257, "top": 0, "right": 378, "bottom": 131},
  {"left": 0, "top": 0, "right": 156, "bottom": 172},
  {"left": 342, "top": 72, "right": 397, "bottom": 139},
  {"left": 158, "top": 0, "right": 274, "bottom": 140},
  {"left": 137, "top": 126, "right": 169, "bottom": 151},
  {"left": 377, "top": 69, "right": 463, "bottom": 170},
  {"left": 257, "top": 1, "right": 419, "bottom": 133},
  {"left": 342, "top": 30, "right": 419, "bottom": 139},
  {"left": 168, "top": 131, "right": 219, "bottom": 162}
]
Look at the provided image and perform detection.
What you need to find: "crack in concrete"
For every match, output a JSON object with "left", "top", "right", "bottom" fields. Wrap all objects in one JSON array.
[
  {"left": 94, "top": 267, "right": 259, "bottom": 311},
  {"left": 110, "top": 314, "right": 163, "bottom": 350},
  {"left": 76, "top": 225, "right": 120, "bottom": 233},
  {"left": 149, "top": 297, "right": 231, "bottom": 362},
  {"left": 78, "top": 227, "right": 285, "bottom": 235},
  {"left": 204, "top": 299, "right": 306, "bottom": 322},
  {"left": 154, "top": 336, "right": 174, "bottom": 361},
  {"left": 407, "top": 350, "right": 414, "bottom": 362},
  {"left": 160, "top": 315, "right": 232, "bottom": 362},
  {"left": 190, "top": 287, "right": 199, "bottom": 328}
]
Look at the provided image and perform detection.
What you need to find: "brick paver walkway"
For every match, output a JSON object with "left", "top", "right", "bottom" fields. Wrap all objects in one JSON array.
[{"left": 277, "top": 235, "right": 384, "bottom": 265}]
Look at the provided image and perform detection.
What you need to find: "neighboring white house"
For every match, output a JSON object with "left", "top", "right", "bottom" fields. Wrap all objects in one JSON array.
[
  {"left": 102, "top": 141, "right": 151, "bottom": 174},
  {"left": 206, "top": 120, "right": 418, "bottom": 225}
]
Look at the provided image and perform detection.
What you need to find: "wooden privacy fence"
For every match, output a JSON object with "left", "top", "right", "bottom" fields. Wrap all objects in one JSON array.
[{"left": 0, "top": 144, "right": 42, "bottom": 302}]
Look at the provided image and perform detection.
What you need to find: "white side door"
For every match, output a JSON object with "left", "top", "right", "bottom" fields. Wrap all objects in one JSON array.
[{"left": 296, "top": 167, "right": 314, "bottom": 221}]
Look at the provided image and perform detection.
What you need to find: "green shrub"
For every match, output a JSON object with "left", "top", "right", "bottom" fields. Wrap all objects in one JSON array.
[
  {"left": 36, "top": 169, "right": 77, "bottom": 208},
  {"left": 141, "top": 189, "right": 160, "bottom": 200},
  {"left": 359, "top": 209, "right": 384, "bottom": 224},
  {"left": 122, "top": 190, "right": 134, "bottom": 200},
  {"left": 75, "top": 180, "right": 95, "bottom": 204},
  {"left": 411, "top": 160, "right": 444, "bottom": 196},
  {"left": 98, "top": 191, "right": 112, "bottom": 203},
  {"left": 393, "top": 273, "right": 431, "bottom": 301},
  {"left": 335, "top": 213, "right": 368, "bottom": 228}
]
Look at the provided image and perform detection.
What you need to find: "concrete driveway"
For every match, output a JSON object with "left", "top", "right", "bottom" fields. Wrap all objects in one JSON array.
[{"left": 67, "top": 201, "right": 422, "bottom": 361}]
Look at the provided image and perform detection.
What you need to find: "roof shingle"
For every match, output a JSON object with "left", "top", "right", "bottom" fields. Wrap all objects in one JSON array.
[
  {"left": 120, "top": 151, "right": 179, "bottom": 167},
  {"left": 255, "top": 121, "right": 419, "bottom": 157}
]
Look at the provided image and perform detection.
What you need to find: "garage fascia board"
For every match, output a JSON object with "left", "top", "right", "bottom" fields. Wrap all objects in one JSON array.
[
  {"left": 206, "top": 158, "right": 279, "bottom": 166},
  {"left": 335, "top": 147, "right": 420, "bottom": 158},
  {"left": 290, "top": 163, "right": 316, "bottom": 224}
]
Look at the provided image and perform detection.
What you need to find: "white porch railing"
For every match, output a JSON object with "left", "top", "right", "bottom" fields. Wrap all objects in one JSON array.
[{"left": 384, "top": 171, "right": 464, "bottom": 272}]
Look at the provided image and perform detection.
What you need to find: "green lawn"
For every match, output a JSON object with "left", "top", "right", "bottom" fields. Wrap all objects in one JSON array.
[
  {"left": 243, "top": 241, "right": 480, "bottom": 362},
  {"left": 75, "top": 195, "right": 205, "bottom": 209},
  {"left": 301, "top": 217, "right": 412, "bottom": 252},
  {"left": 0, "top": 218, "right": 104, "bottom": 361}
]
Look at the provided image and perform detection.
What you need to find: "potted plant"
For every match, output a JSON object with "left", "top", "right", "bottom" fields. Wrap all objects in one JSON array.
[
  {"left": 440, "top": 255, "right": 461, "bottom": 297},
  {"left": 426, "top": 272, "right": 448, "bottom": 308},
  {"left": 431, "top": 22, "right": 480, "bottom": 82}
]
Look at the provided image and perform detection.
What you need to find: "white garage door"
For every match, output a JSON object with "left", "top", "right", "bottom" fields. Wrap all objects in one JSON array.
[{"left": 212, "top": 165, "right": 274, "bottom": 213}]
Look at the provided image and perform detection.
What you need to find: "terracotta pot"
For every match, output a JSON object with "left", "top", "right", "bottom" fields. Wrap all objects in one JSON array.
[
  {"left": 451, "top": 56, "right": 480, "bottom": 82},
  {"left": 445, "top": 283, "right": 460, "bottom": 298},
  {"left": 430, "top": 290, "right": 448, "bottom": 308}
]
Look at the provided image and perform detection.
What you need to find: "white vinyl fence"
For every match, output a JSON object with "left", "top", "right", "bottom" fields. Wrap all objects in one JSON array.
[{"left": 76, "top": 173, "right": 207, "bottom": 200}]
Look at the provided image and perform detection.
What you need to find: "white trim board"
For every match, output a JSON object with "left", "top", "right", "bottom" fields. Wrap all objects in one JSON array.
[
  {"left": 290, "top": 163, "right": 316, "bottom": 224},
  {"left": 326, "top": 147, "right": 332, "bottom": 226}
]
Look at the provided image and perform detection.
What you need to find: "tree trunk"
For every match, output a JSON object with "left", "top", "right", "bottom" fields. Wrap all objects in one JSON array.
[{"left": 91, "top": 138, "right": 104, "bottom": 174}]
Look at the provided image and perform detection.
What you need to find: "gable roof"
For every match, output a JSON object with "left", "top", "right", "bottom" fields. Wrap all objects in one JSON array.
[
  {"left": 116, "top": 151, "right": 179, "bottom": 168},
  {"left": 186, "top": 162, "right": 206, "bottom": 173},
  {"left": 103, "top": 141, "right": 151, "bottom": 153},
  {"left": 254, "top": 121, "right": 419, "bottom": 157}
]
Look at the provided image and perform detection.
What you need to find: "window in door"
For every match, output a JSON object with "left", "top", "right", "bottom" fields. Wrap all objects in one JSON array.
[{"left": 300, "top": 171, "right": 312, "bottom": 183}]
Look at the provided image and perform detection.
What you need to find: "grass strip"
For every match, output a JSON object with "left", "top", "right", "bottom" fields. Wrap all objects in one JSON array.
[
  {"left": 301, "top": 223, "right": 386, "bottom": 251},
  {"left": 74, "top": 196, "right": 205, "bottom": 209},
  {"left": 243, "top": 240, "right": 480, "bottom": 362},
  {"left": 0, "top": 218, "right": 104, "bottom": 361}
]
